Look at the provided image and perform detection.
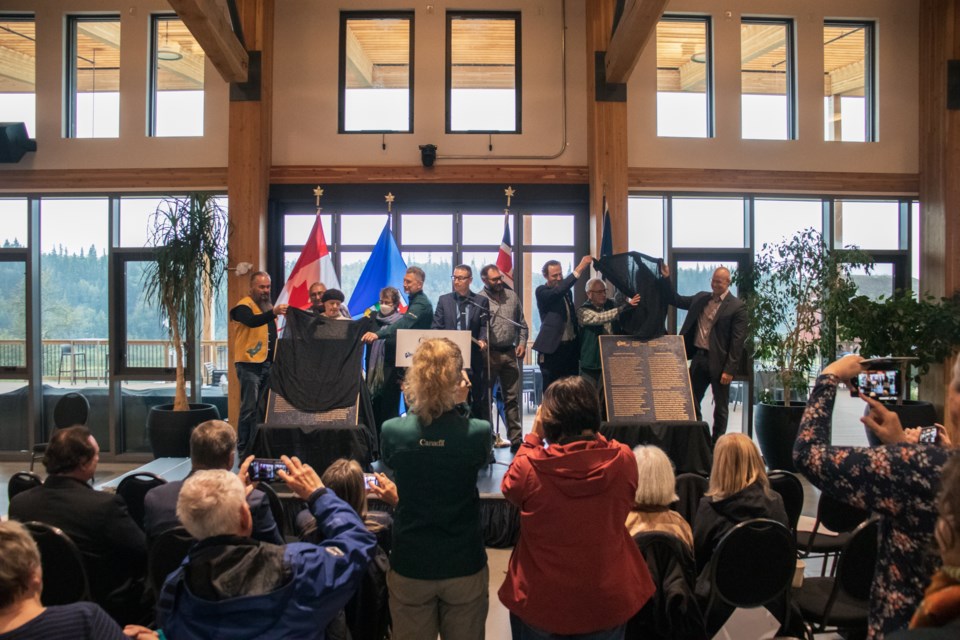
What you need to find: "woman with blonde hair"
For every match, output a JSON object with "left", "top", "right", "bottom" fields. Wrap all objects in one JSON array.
[
  {"left": 381, "top": 338, "right": 492, "bottom": 640},
  {"left": 627, "top": 445, "right": 693, "bottom": 548}
]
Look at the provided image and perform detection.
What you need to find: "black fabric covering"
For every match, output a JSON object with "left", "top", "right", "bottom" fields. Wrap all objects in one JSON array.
[
  {"left": 271, "top": 308, "right": 373, "bottom": 412},
  {"left": 601, "top": 421, "right": 712, "bottom": 476},
  {"left": 593, "top": 252, "right": 671, "bottom": 339}
]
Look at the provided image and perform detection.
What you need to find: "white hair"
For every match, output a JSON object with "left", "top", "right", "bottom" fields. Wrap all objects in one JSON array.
[
  {"left": 176, "top": 469, "right": 246, "bottom": 540},
  {"left": 633, "top": 445, "right": 678, "bottom": 507},
  {"left": 585, "top": 278, "right": 607, "bottom": 292}
]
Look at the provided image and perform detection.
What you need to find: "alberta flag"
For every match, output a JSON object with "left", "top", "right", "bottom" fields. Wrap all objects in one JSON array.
[
  {"left": 347, "top": 222, "right": 408, "bottom": 318},
  {"left": 276, "top": 215, "right": 340, "bottom": 310},
  {"left": 496, "top": 212, "right": 514, "bottom": 288}
]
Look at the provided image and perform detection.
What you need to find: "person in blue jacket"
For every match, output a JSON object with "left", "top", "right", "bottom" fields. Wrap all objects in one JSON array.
[{"left": 156, "top": 456, "right": 376, "bottom": 640}]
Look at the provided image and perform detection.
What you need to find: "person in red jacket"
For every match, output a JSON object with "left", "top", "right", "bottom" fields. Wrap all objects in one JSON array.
[{"left": 498, "top": 376, "right": 655, "bottom": 639}]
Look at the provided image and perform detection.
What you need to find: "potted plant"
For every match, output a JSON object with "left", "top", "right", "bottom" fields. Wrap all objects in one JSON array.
[
  {"left": 142, "top": 193, "right": 229, "bottom": 457},
  {"left": 734, "top": 228, "right": 872, "bottom": 470},
  {"left": 839, "top": 289, "right": 960, "bottom": 440}
]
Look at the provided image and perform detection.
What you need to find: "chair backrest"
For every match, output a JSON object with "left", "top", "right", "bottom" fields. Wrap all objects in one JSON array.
[
  {"left": 53, "top": 392, "right": 90, "bottom": 429},
  {"left": 257, "top": 481, "right": 287, "bottom": 539},
  {"left": 60, "top": 344, "right": 72, "bottom": 355},
  {"left": 768, "top": 470, "right": 804, "bottom": 533},
  {"left": 628, "top": 531, "right": 705, "bottom": 640},
  {"left": 148, "top": 526, "right": 196, "bottom": 597},
  {"left": 8, "top": 471, "right": 42, "bottom": 501},
  {"left": 708, "top": 518, "right": 796, "bottom": 612},
  {"left": 672, "top": 473, "right": 709, "bottom": 526},
  {"left": 24, "top": 521, "right": 91, "bottom": 606},
  {"left": 836, "top": 518, "right": 879, "bottom": 600},
  {"left": 117, "top": 472, "right": 167, "bottom": 530},
  {"left": 817, "top": 492, "right": 869, "bottom": 535}
]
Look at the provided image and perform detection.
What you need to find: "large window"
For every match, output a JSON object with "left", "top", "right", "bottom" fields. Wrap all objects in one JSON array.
[
  {"left": 656, "top": 16, "right": 712, "bottom": 138},
  {"left": 66, "top": 16, "right": 121, "bottom": 138},
  {"left": 824, "top": 21, "right": 875, "bottom": 142},
  {"left": 150, "top": 15, "right": 204, "bottom": 137},
  {"left": 339, "top": 12, "right": 413, "bottom": 133},
  {"left": 741, "top": 18, "right": 794, "bottom": 140},
  {"left": 446, "top": 12, "right": 521, "bottom": 133},
  {"left": 0, "top": 16, "right": 36, "bottom": 136}
]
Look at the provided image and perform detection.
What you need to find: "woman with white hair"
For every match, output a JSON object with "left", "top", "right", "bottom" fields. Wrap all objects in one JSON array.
[{"left": 626, "top": 445, "right": 693, "bottom": 549}]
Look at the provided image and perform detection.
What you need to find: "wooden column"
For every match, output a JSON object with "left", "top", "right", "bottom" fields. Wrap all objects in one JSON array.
[
  {"left": 918, "top": 0, "right": 960, "bottom": 431},
  {"left": 227, "top": 0, "right": 274, "bottom": 428},
  {"left": 586, "top": 0, "right": 629, "bottom": 256}
]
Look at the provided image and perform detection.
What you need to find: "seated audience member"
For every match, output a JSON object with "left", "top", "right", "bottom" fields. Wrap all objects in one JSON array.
[
  {"left": 381, "top": 338, "right": 492, "bottom": 640},
  {"left": 0, "top": 520, "right": 155, "bottom": 640},
  {"left": 143, "top": 419, "right": 283, "bottom": 544},
  {"left": 156, "top": 457, "right": 376, "bottom": 639},
  {"left": 627, "top": 444, "right": 694, "bottom": 549},
  {"left": 8, "top": 426, "right": 148, "bottom": 625},
  {"left": 795, "top": 354, "right": 960, "bottom": 639},
  {"left": 499, "top": 376, "right": 655, "bottom": 638},
  {"left": 693, "top": 432, "right": 792, "bottom": 635}
]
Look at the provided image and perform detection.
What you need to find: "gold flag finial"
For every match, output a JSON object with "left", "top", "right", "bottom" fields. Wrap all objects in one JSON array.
[
  {"left": 504, "top": 186, "right": 516, "bottom": 208},
  {"left": 385, "top": 192, "right": 396, "bottom": 213}
]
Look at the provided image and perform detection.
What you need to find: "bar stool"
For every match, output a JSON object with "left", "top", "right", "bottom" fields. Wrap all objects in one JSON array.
[{"left": 57, "top": 344, "right": 87, "bottom": 384}]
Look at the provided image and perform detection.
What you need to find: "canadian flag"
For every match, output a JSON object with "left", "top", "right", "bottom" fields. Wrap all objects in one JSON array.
[{"left": 276, "top": 215, "right": 340, "bottom": 309}]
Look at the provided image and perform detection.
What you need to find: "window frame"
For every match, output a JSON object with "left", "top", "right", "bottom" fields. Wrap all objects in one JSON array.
[
  {"left": 739, "top": 16, "right": 796, "bottom": 140},
  {"left": 337, "top": 10, "right": 415, "bottom": 135},
  {"left": 823, "top": 19, "right": 877, "bottom": 142},
  {"left": 656, "top": 14, "right": 715, "bottom": 139},
  {"left": 65, "top": 14, "right": 121, "bottom": 139},
  {"left": 147, "top": 13, "right": 204, "bottom": 138},
  {"left": 445, "top": 10, "right": 522, "bottom": 134}
]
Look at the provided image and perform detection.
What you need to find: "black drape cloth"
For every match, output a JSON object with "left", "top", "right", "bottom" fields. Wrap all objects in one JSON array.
[
  {"left": 600, "top": 421, "right": 712, "bottom": 476},
  {"left": 270, "top": 308, "right": 373, "bottom": 412},
  {"left": 594, "top": 252, "right": 671, "bottom": 340}
]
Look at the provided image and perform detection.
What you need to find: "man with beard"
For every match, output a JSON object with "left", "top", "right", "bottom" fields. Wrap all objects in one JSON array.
[
  {"left": 532, "top": 255, "right": 594, "bottom": 391},
  {"left": 230, "top": 271, "right": 288, "bottom": 455},
  {"left": 361, "top": 267, "right": 433, "bottom": 346},
  {"left": 478, "top": 264, "right": 528, "bottom": 452}
]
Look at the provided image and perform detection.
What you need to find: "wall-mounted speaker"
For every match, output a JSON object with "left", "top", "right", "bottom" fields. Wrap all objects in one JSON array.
[{"left": 0, "top": 123, "right": 37, "bottom": 163}]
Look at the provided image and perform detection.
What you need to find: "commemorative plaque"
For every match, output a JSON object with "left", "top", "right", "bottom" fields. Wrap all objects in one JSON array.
[
  {"left": 265, "top": 391, "right": 359, "bottom": 427},
  {"left": 599, "top": 335, "right": 696, "bottom": 422}
]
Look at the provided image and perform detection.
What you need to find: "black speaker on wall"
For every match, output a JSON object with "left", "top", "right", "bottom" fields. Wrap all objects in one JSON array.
[
  {"left": 949, "top": 60, "right": 960, "bottom": 110},
  {"left": 0, "top": 122, "right": 37, "bottom": 163}
]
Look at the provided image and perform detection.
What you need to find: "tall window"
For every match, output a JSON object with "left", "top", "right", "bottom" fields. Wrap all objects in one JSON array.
[
  {"left": 66, "top": 16, "right": 121, "bottom": 138},
  {"left": 339, "top": 12, "right": 413, "bottom": 133},
  {"left": 741, "top": 18, "right": 794, "bottom": 140},
  {"left": 446, "top": 12, "right": 521, "bottom": 133},
  {"left": 150, "top": 15, "right": 204, "bottom": 137},
  {"left": 824, "top": 21, "right": 875, "bottom": 142},
  {"left": 0, "top": 16, "right": 35, "bottom": 136},
  {"left": 656, "top": 16, "right": 712, "bottom": 138}
]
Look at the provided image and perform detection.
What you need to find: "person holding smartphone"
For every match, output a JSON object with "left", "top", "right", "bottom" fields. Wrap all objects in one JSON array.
[{"left": 794, "top": 354, "right": 960, "bottom": 639}]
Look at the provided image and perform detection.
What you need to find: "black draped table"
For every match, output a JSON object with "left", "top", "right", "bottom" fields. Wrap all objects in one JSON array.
[
  {"left": 251, "top": 421, "right": 376, "bottom": 477},
  {"left": 600, "top": 420, "right": 713, "bottom": 476}
]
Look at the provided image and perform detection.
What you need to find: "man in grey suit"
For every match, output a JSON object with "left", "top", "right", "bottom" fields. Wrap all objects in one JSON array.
[{"left": 670, "top": 266, "right": 748, "bottom": 443}]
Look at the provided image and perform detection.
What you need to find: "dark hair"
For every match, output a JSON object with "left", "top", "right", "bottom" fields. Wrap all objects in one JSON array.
[
  {"left": 321, "top": 288, "right": 345, "bottom": 303},
  {"left": 539, "top": 376, "right": 601, "bottom": 442},
  {"left": 936, "top": 454, "right": 960, "bottom": 552},
  {"left": 541, "top": 260, "right": 562, "bottom": 278},
  {"left": 380, "top": 287, "right": 401, "bottom": 306},
  {"left": 44, "top": 425, "right": 96, "bottom": 474},
  {"left": 406, "top": 266, "right": 425, "bottom": 283},
  {"left": 190, "top": 420, "right": 236, "bottom": 470},
  {"left": 480, "top": 264, "right": 500, "bottom": 279},
  {"left": 454, "top": 264, "right": 472, "bottom": 277}
]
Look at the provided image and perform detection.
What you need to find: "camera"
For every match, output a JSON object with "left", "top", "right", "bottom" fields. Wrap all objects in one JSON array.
[
  {"left": 919, "top": 426, "right": 939, "bottom": 445},
  {"left": 849, "top": 369, "right": 899, "bottom": 401},
  {"left": 249, "top": 458, "right": 288, "bottom": 482},
  {"left": 363, "top": 473, "right": 379, "bottom": 489}
]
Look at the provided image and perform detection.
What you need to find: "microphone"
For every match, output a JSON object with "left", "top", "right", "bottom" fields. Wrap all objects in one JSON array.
[{"left": 464, "top": 298, "right": 489, "bottom": 315}]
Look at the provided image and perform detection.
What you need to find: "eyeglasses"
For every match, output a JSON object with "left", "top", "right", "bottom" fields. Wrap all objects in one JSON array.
[
  {"left": 486, "top": 276, "right": 503, "bottom": 283},
  {"left": 451, "top": 275, "right": 470, "bottom": 281}
]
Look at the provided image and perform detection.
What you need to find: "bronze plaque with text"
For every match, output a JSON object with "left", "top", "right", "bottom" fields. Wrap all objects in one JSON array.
[{"left": 599, "top": 335, "right": 695, "bottom": 422}]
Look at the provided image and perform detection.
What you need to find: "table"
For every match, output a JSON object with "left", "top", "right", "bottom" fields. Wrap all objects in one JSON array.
[
  {"left": 251, "top": 421, "right": 376, "bottom": 477},
  {"left": 600, "top": 420, "right": 713, "bottom": 476}
]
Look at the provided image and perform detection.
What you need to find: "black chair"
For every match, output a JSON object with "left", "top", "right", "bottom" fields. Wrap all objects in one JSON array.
[
  {"left": 627, "top": 532, "right": 706, "bottom": 640},
  {"left": 795, "top": 518, "right": 879, "bottom": 640},
  {"left": 672, "top": 473, "right": 709, "bottom": 527},
  {"left": 768, "top": 470, "right": 804, "bottom": 534},
  {"left": 257, "top": 481, "right": 287, "bottom": 539},
  {"left": 116, "top": 472, "right": 167, "bottom": 531},
  {"left": 797, "top": 491, "right": 869, "bottom": 576},
  {"left": 24, "top": 521, "right": 91, "bottom": 606},
  {"left": 30, "top": 392, "right": 90, "bottom": 471},
  {"left": 704, "top": 518, "right": 797, "bottom": 634},
  {"left": 148, "top": 526, "right": 196, "bottom": 597},
  {"left": 8, "top": 471, "right": 42, "bottom": 501}
]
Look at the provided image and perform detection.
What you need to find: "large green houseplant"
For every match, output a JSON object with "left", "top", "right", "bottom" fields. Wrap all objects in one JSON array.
[
  {"left": 733, "top": 227, "right": 872, "bottom": 469},
  {"left": 142, "top": 194, "right": 229, "bottom": 456}
]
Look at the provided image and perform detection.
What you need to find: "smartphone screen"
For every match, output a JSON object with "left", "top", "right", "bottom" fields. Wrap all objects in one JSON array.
[
  {"left": 919, "top": 426, "right": 939, "bottom": 445},
  {"left": 363, "top": 473, "right": 379, "bottom": 489},
  {"left": 852, "top": 370, "right": 899, "bottom": 402},
  {"left": 249, "top": 458, "right": 288, "bottom": 482}
]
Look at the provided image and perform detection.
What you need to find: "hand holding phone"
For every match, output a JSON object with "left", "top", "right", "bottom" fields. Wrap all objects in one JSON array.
[
  {"left": 918, "top": 425, "right": 940, "bottom": 445},
  {"left": 249, "top": 458, "right": 288, "bottom": 482},
  {"left": 363, "top": 473, "right": 379, "bottom": 489}
]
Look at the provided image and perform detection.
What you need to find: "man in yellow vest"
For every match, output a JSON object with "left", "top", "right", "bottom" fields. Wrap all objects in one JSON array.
[{"left": 230, "top": 271, "right": 288, "bottom": 455}]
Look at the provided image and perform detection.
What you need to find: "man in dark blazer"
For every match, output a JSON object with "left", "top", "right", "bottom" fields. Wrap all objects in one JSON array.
[
  {"left": 9, "top": 425, "right": 148, "bottom": 624},
  {"left": 432, "top": 264, "right": 490, "bottom": 420},
  {"left": 670, "top": 266, "right": 748, "bottom": 443},
  {"left": 533, "top": 255, "right": 594, "bottom": 392},
  {"left": 143, "top": 419, "right": 283, "bottom": 544}
]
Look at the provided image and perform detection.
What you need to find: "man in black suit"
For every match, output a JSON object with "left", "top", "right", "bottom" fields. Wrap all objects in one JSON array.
[
  {"left": 532, "top": 255, "right": 594, "bottom": 392},
  {"left": 9, "top": 425, "right": 148, "bottom": 624},
  {"left": 670, "top": 266, "right": 748, "bottom": 443},
  {"left": 432, "top": 264, "right": 490, "bottom": 420}
]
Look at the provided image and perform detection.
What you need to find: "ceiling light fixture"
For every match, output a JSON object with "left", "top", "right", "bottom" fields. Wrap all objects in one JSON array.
[{"left": 158, "top": 20, "right": 183, "bottom": 61}]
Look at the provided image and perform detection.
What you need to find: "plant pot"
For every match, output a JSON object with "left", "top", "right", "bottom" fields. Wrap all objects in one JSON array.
[
  {"left": 863, "top": 400, "right": 939, "bottom": 447},
  {"left": 754, "top": 402, "right": 807, "bottom": 472},
  {"left": 147, "top": 403, "right": 220, "bottom": 458}
]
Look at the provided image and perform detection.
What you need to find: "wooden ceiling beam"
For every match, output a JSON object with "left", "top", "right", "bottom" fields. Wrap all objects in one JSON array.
[
  {"left": 605, "top": 0, "right": 670, "bottom": 84},
  {"left": 0, "top": 45, "right": 34, "bottom": 87},
  {"left": 169, "top": 0, "right": 248, "bottom": 84},
  {"left": 345, "top": 27, "right": 374, "bottom": 87}
]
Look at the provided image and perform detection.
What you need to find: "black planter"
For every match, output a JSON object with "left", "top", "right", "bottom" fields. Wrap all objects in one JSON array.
[
  {"left": 147, "top": 403, "right": 220, "bottom": 458},
  {"left": 863, "top": 400, "right": 939, "bottom": 446},
  {"left": 754, "top": 402, "right": 807, "bottom": 472}
]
